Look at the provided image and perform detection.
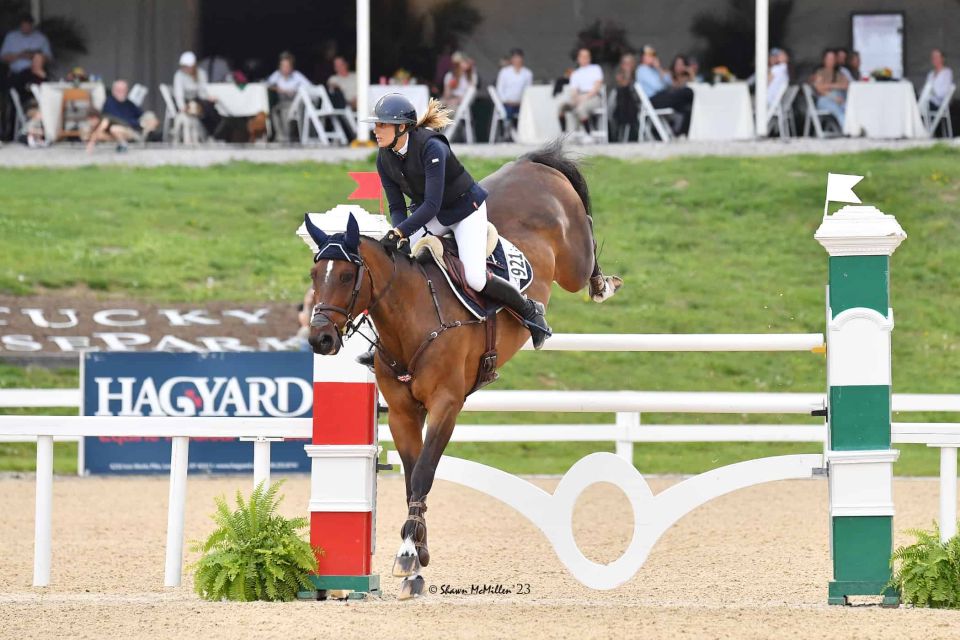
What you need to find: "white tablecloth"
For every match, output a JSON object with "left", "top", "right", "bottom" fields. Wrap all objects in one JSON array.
[
  {"left": 206, "top": 83, "right": 269, "bottom": 117},
  {"left": 843, "top": 81, "right": 927, "bottom": 139},
  {"left": 517, "top": 85, "right": 562, "bottom": 144},
  {"left": 362, "top": 84, "right": 430, "bottom": 136},
  {"left": 38, "top": 82, "right": 106, "bottom": 141},
  {"left": 688, "top": 82, "right": 754, "bottom": 141}
]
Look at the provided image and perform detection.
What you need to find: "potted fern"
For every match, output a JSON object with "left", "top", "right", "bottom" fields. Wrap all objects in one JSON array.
[
  {"left": 887, "top": 523, "right": 960, "bottom": 608},
  {"left": 192, "top": 481, "right": 319, "bottom": 602}
]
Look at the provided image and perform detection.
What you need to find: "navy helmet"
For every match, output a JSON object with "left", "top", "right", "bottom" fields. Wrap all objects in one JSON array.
[{"left": 360, "top": 93, "right": 418, "bottom": 125}]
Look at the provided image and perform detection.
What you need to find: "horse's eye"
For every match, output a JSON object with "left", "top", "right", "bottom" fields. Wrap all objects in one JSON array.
[{"left": 339, "top": 271, "right": 354, "bottom": 283}]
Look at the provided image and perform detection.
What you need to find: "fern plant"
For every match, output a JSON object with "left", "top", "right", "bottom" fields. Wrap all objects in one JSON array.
[
  {"left": 192, "top": 480, "right": 319, "bottom": 602},
  {"left": 887, "top": 523, "right": 960, "bottom": 608}
]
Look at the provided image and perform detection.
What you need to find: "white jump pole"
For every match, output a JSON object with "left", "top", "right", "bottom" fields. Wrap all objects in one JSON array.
[
  {"left": 253, "top": 438, "right": 270, "bottom": 490},
  {"left": 355, "top": 0, "right": 371, "bottom": 143},
  {"left": 164, "top": 436, "right": 189, "bottom": 587},
  {"left": 939, "top": 446, "right": 958, "bottom": 542},
  {"left": 754, "top": 0, "right": 769, "bottom": 137},
  {"left": 33, "top": 435, "right": 53, "bottom": 587}
]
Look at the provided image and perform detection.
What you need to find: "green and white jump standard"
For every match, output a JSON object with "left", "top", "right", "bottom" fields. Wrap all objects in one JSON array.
[{"left": 816, "top": 204, "right": 906, "bottom": 606}]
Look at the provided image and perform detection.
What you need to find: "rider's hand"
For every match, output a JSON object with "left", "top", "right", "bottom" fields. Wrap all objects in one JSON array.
[{"left": 380, "top": 228, "right": 408, "bottom": 252}]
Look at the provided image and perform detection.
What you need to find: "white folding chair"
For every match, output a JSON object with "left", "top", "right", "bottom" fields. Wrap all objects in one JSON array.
[
  {"left": 486, "top": 85, "right": 514, "bottom": 143},
  {"left": 589, "top": 84, "right": 609, "bottom": 143},
  {"left": 159, "top": 83, "right": 203, "bottom": 144},
  {"left": 928, "top": 84, "right": 955, "bottom": 138},
  {"left": 445, "top": 84, "right": 476, "bottom": 143},
  {"left": 801, "top": 84, "right": 841, "bottom": 138},
  {"left": 298, "top": 84, "right": 353, "bottom": 146},
  {"left": 129, "top": 83, "right": 148, "bottom": 107},
  {"left": 634, "top": 82, "right": 673, "bottom": 142},
  {"left": 917, "top": 80, "right": 933, "bottom": 129},
  {"left": 158, "top": 83, "right": 178, "bottom": 142},
  {"left": 9, "top": 88, "right": 28, "bottom": 140},
  {"left": 781, "top": 85, "right": 800, "bottom": 137},
  {"left": 765, "top": 82, "right": 789, "bottom": 139}
]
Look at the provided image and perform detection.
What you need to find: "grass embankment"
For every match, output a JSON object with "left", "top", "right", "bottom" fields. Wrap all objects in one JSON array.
[{"left": 2, "top": 146, "right": 959, "bottom": 475}]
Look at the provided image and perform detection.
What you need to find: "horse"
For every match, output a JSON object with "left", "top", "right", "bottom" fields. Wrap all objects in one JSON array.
[{"left": 304, "top": 141, "right": 621, "bottom": 599}]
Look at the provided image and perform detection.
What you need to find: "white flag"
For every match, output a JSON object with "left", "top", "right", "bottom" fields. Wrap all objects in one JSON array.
[{"left": 824, "top": 173, "right": 864, "bottom": 215}]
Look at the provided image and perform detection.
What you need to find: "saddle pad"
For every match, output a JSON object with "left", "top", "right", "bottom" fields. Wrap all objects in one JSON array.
[{"left": 431, "top": 236, "right": 534, "bottom": 320}]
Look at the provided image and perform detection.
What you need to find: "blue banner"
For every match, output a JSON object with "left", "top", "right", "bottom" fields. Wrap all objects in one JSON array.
[{"left": 81, "top": 352, "right": 312, "bottom": 475}]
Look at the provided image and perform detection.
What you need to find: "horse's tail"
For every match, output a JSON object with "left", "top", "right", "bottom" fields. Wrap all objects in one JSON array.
[
  {"left": 522, "top": 139, "right": 622, "bottom": 303},
  {"left": 521, "top": 138, "right": 591, "bottom": 216}
]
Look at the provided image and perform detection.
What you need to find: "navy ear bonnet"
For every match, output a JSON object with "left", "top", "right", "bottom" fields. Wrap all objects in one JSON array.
[{"left": 304, "top": 213, "right": 362, "bottom": 263}]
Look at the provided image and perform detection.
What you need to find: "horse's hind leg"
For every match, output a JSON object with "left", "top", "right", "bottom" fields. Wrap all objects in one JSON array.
[
  {"left": 394, "top": 390, "right": 463, "bottom": 599},
  {"left": 585, "top": 214, "right": 623, "bottom": 303}
]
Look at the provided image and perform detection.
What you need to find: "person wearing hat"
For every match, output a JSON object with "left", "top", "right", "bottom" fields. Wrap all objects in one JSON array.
[
  {"left": 767, "top": 48, "right": 790, "bottom": 110},
  {"left": 352, "top": 93, "right": 552, "bottom": 367},
  {"left": 173, "top": 51, "right": 220, "bottom": 136}
]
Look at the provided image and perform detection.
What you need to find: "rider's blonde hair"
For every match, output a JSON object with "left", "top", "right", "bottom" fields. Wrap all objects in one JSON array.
[{"left": 417, "top": 98, "right": 454, "bottom": 130}]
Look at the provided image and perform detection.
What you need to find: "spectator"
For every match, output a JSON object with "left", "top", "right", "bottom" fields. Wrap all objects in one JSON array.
[
  {"left": 11, "top": 51, "right": 46, "bottom": 103},
  {"left": 495, "top": 48, "right": 533, "bottom": 123},
  {"left": 926, "top": 48, "right": 954, "bottom": 113},
  {"left": 558, "top": 47, "right": 604, "bottom": 140},
  {"left": 848, "top": 51, "right": 862, "bottom": 81},
  {"left": 327, "top": 56, "right": 358, "bottom": 110},
  {"left": 173, "top": 50, "right": 220, "bottom": 136},
  {"left": 767, "top": 48, "right": 789, "bottom": 109},
  {"left": 85, "top": 80, "right": 159, "bottom": 153},
  {"left": 199, "top": 53, "right": 232, "bottom": 82},
  {"left": 670, "top": 55, "right": 690, "bottom": 86},
  {"left": 1, "top": 13, "right": 52, "bottom": 74},
  {"left": 612, "top": 52, "right": 639, "bottom": 141},
  {"left": 687, "top": 56, "right": 704, "bottom": 83},
  {"left": 266, "top": 51, "right": 309, "bottom": 142},
  {"left": 836, "top": 48, "right": 854, "bottom": 82},
  {"left": 635, "top": 45, "right": 694, "bottom": 136},
  {"left": 442, "top": 52, "right": 477, "bottom": 109},
  {"left": 810, "top": 49, "right": 848, "bottom": 129}
]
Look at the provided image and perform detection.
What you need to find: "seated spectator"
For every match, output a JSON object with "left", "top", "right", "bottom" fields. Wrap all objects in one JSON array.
[
  {"left": 558, "top": 47, "right": 604, "bottom": 140},
  {"left": 635, "top": 45, "right": 694, "bottom": 136},
  {"left": 847, "top": 51, "right": 862, "bottom": 81},
  {"left": 267, "top": 51, "right": 310, "bottom": 142},
  {"left": 11, "top": 51, "right": 46, "bottom": 104},
  {"left": 810, "top": 49, "right": 848, "bottom": 128},
  {"left": 836, "top": 48, "right": 854, "bottom": 82},
  {"left": 926, "top": 48, "right": 954, "bottom": 113},
  {"left": 327, "top": 55, "right": 358, "bottom": 110},
  {"left": 767, "top": 48, "right": 790, "bottom": 109},
  {"left": 612, "top": 52, "right": 639, "bottom": 141},
  {"left": 442, "top": 52, "right": 477, "bottom": 109},
  {"left": 687, "top": 56, "right": 704, "bottom": 83},
  {"left": 1, "top": 13, "right": 52, "bottom": 75},
  {"left": 495, "top": 48, "right": 533, "bottom": 123},
  {"left": 85, "top": 80, "right": 159, "bottom": 153},
  {"left": 670, "top": 55, "right": 690, "bottom": 87},
  {"left": 173, "top": 51, "right": 220, "bottom": 136}
]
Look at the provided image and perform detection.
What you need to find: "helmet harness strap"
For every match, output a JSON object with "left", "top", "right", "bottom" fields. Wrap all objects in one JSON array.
[{"left": 387, "top": 123, "right": 408, "bottom": 150}]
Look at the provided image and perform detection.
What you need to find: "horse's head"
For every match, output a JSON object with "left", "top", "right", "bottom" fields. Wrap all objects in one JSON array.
[{"left": 304, "top": 213, "right": 372, "bottom": 355}]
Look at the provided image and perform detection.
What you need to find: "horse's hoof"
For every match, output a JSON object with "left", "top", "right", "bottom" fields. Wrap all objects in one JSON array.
[
  {"left": 590, "top": 275, "right": 623, "bottom": 303},
  {"left": 393, "top": 537, "right": 421, "bottom": 577},
  {"left": 398, "top": 575, "right": 425, "bottom": 600}
]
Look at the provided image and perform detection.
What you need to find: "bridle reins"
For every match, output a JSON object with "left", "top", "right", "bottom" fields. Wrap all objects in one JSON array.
[{"left": 309, "top": 249, "right": 398, "bottom": 344}]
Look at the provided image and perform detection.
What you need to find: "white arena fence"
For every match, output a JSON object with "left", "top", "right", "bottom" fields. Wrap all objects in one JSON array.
[{"left": 2, "top": 333, "right": 960, "bottom": 588}]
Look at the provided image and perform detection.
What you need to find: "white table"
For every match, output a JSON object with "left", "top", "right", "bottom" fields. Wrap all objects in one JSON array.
[
  {"left": 843, "top": 81, "right": 928, "bottom": 139},
  {"left": 362, "top": 84, "right": 430, "bottom": 135},
  {"left": 688, "top": 82, "right": 754, "bottom": 141},
  {"left": 206, "top": 83, "right": 269, "bottom": 117},
  {"left": 517, "top": 85, "right": 563, "bottom": 144},
  {"left": 37, "top": 82, "right": 106, "bottom": 142}
]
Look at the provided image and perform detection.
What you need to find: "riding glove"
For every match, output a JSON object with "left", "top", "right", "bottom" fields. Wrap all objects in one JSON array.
[{"left": 380, "top": 229, "right": 408, "bottom": 253}]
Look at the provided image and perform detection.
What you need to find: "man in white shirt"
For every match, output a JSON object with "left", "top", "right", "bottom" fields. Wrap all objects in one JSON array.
[
  {"left": 558, "top": 48, "right": 603, "bottom": 139},
  {"left": 926, "top": 48, "right": 954, "bottom": 110},
  {"left": 767, "top": 48, "right": 789, "bottom": 110},
  {"left": 495, "top": 48, "right": 533, "bottom": 122},
  {"left": 0, "top": 13, "right": 52, "bottom": 74},
  {"left": 267, "top": 51, "right": 310, "bottom": 142},
  {"left": 327, "top": 56, "right": 358, "bottom": 110}
]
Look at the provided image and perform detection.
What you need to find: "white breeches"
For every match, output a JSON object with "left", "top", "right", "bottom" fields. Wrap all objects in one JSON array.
[{"left": 409, "top": 202, "right": 489, "bottom": 292}]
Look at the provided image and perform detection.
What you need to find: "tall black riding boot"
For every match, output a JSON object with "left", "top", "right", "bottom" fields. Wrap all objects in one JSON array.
[{"left": 481, "top": 275, "right": 552, "bottom": 349}]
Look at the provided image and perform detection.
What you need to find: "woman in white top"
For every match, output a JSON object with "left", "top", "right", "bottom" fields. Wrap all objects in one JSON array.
[
  {"left": 558, "top": 47, "right": 603, "bottom": 139},
  {"left": 495, "top": 48, "right": 533, "bottom": 120},
  {"left": 173, "top": 51, "right": 220, "bottom": 135},
  {"left": 926, "top": 48, "right": 955, "bottom": 110},
  {"left": 441, "top": 52, "right": 476, "bottom": 109}
]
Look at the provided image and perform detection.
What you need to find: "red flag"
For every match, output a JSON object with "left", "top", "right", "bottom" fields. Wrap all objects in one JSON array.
[{"left": 347, "top": 172, "right": 382, "bottom": 200}]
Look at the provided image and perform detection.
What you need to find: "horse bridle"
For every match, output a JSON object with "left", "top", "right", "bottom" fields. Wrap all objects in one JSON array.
[{"left": 309, "top": 249, "right": 398, "bottom": 343}]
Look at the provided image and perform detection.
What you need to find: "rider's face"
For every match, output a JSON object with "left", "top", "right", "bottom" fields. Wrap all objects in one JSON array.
[{"left": 374, "top": 122, "right": 405, "bottom": 148}]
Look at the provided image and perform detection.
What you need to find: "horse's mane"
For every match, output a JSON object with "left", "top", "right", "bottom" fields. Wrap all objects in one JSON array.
[{"left": 521, "top": 139, "right": 591, "bottom": 216}]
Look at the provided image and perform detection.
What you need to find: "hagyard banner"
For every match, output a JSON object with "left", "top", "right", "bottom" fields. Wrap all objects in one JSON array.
[{"left": 81, "top": 351, "right": 312, "bottom": 475}]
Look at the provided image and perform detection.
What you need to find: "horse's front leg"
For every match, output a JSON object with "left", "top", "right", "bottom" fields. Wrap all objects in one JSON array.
[{"left": 394, "top": 390, "right": 463, "bottom": 599}]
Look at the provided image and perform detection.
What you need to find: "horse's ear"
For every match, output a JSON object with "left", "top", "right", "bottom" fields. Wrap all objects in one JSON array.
[
  {"left": 303, "top": 213, "right": 328, "bottom": 248},
  {"left": 344, "top": 213, "right": 360, "bottom": 252}
]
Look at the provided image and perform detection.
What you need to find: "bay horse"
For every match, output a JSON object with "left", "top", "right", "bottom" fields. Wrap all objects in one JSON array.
[{"left": 304, "top": 141, "right": 621, "bottom": 599}]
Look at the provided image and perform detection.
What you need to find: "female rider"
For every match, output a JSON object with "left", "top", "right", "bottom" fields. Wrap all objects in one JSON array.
[{"left": 356, "top": 93, "right": 550, "bottom": 366}]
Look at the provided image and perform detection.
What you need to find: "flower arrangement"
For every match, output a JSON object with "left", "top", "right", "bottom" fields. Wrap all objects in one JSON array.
[
  {"left": 711, "top": 66, "right": 736, "bottom": 83},
  {"left": 870, "top": 67, "right": 895, "bottom": 81}
]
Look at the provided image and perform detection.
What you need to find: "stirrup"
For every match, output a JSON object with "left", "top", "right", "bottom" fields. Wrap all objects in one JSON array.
[{"left": 523, "top": 300, "right": 552, "bottom": 350}]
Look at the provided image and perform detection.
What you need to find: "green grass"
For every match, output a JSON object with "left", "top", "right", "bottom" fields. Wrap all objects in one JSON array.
[{"left": 1, "top": 146, "right": 959, "bottom": 476}]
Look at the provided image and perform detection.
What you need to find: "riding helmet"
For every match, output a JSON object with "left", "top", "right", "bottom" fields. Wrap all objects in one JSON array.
[{"left": 360, "top": 93, "right": 418, "bottom": 125}]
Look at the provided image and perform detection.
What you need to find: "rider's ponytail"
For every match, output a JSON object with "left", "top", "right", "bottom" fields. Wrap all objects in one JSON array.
[{"left": 417, "top": 98, "right": 454, "bottom": 131}]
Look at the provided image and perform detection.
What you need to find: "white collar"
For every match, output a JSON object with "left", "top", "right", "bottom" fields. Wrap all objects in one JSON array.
[{"left": 396, "top": 136, "right": 409, "bottom": 156}]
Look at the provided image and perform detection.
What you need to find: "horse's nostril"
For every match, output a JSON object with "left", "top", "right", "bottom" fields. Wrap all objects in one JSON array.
[{"left": 318, "top": 334, "right": 333, "bottom": 352}]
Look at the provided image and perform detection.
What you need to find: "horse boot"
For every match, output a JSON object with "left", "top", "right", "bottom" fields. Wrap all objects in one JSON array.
[
  {"left": 355, "top": 347, "right": 375, "bottom": 372},
  {"left": 481, "top": 274, "right": 552, "bottom": 349},
  {"left": 394, "top": 500, "right": 429, "bottom": 577}
]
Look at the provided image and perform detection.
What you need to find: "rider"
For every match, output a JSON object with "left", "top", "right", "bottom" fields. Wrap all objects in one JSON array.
[{"left": 356, "top": 93, "right": 551, "bottom": 367}]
